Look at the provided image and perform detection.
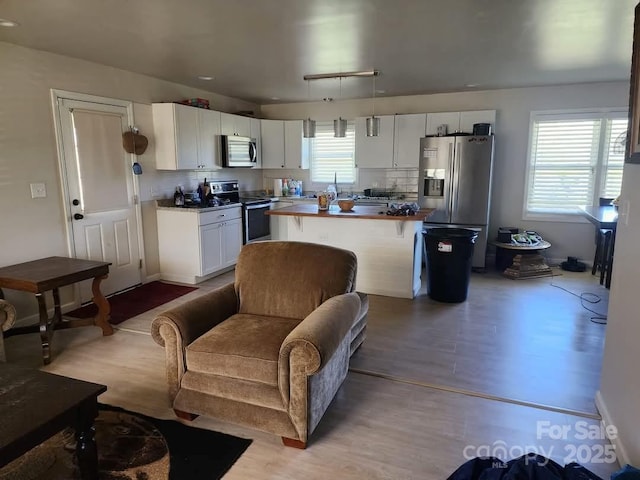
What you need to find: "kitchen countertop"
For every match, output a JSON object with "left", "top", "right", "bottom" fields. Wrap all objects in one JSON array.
[
  {"left": 266, "top": 204, "right": 433, "bottom": 221},
  {"left": 155, "top": 202, "right": 242, "bottom": 213}
]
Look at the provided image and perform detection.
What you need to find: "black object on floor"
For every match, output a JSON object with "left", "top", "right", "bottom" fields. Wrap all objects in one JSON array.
[
  {"left": 99, "top": 404, "right": 253, "bottom": 480},
  {"left": 446, "top": 454, "right": 603, "bottom": 480},
  {"left": 562, "top": 256, "right": 587, "bottom": 272}
]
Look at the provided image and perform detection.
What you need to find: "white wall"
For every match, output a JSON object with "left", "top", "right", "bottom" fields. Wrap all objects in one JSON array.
[
  {"left": 261, "top": 82, "right": 629, "bottom": 264},
  {"left": 597, "top": 162, "right": 640, "bottom": 466},
  {"left": 0, "top": 41, "right": 260, "bottom": 319}
]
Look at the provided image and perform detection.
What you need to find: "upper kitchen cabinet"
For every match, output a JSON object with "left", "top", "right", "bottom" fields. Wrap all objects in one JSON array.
[
  {"left": 220, "top": 112, "right": 251, "bottom": 137},
  {"left": 152, "top": 103, "right": 222, "bottom": 170},
  {"left": 459, "top": 110, "right": 496, "bottom": 134},
  {"left": 425, "top": 112, "right": 461, "bottom": 136},
  {"left": 354, "top": 115, "right": 395, "bottom": 168},
  {"left": 261, "top": 119, "right": 308, "bottom": 169},
  {"left": 426, "top": 110, "right": 496, "bottom": 136},
  {"left": 393, "top": 113, "right": 426, "bottom": 168},
  {"left": 261, "top": 119, "right": 285, "bottom": 168},
  {"left": 197, "top": 108, "right": 222, "bottom": 170},
  {"left": 284, "top": 120, "right": 308, "bottom": 169}
]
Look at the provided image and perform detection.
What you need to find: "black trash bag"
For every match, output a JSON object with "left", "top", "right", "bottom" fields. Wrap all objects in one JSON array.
[{"left": 447, "top": 454, "right": 603, "bottom": 480}]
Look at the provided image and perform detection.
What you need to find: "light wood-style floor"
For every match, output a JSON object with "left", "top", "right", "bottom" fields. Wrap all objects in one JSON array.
[{"left": 4, "top": 268, "right": 616, "bottom": 478}]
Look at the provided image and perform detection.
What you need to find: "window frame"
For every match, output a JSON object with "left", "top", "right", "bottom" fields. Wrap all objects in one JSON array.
[
  {"left": 522, "top": 108, "right": 628, "bottom": 222},
  {"left": 309, "top": 120, "right": 357, "bottom": 186}
]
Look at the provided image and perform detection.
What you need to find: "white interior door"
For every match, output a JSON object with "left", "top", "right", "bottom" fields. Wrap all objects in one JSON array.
[{"left": 57, "top": 98, "right": 142, "bottom": 301}]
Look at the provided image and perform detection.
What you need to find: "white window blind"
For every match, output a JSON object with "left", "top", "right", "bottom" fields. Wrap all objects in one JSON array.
[
  {"left": 525, "top": 111, "right": 627, "bottom": 217},
  {"left": 310, "top": 121, "right": 356, "bottom": 184}
]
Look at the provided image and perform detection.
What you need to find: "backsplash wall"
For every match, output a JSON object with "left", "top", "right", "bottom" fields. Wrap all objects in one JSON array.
[{"left": 261, "top": 168, "right": 419, "bottom": 199}]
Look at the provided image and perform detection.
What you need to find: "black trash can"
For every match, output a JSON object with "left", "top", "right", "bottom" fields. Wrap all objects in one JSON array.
[{"left": 424, "top": 228, "right": 478, "bottom": 303}]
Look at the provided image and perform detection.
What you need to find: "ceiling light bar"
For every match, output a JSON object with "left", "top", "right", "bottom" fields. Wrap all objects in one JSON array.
[{"left": 303, "top": 70, "right": 379, "bottom": 81}]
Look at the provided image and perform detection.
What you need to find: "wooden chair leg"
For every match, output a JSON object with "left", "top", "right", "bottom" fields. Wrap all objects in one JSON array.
[
  {"left": 600, "top": 232, "right": 611, "bottom": 285},
  {"left": 174, "top": 409, "right": 198, "bottom": 421},
  {"left": 592, "top": 231, "right": 602, "bottom": 275},
  {"left": 282, "top": 437, "right": 307, "bottom": 449}
]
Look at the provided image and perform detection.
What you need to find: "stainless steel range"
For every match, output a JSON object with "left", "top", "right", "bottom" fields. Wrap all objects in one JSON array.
[{"left": 238, "top": 195, "right": 272, "bottom": 244}]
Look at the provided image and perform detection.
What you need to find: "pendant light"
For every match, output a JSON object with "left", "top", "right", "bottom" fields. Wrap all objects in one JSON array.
[
  {"left": 334, "top": 78, "right": 347, "bottom": 138},
  {"left": 302, "top": 80, "right": 316, "bottom": 138},
  {"left": 366, "top": 75, "right": 380, "bottom": 137}
]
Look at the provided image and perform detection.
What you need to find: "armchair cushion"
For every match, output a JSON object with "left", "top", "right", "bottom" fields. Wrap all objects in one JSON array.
[
  {"left": 235, "top": 242, "right": 357, "bottom": 320},
  {"left": 186, "top": 313, "right": 302, "bottom": 385}
]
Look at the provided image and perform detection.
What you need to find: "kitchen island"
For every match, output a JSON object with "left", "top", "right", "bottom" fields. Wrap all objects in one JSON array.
[{"left": 267, "top": 204, "right": 433, "bottom": 298}]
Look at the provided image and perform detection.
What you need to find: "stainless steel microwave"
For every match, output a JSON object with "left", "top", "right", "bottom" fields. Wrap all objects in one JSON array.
[{"left": 221, "top": 135, "right": 257, "bottom": 167}]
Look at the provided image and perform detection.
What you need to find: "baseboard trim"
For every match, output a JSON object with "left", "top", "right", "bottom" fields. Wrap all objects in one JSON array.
[
  {"left": 349, "top": 367, "right": 601, "bottom": 420},
  {"left": 145, "top": 273, "right": 162, "bottom": 282},
  {"left": 12, "top": 300, "right": 78, "bottom": 329},
  {"left": 595, "top": 390, "right": 629, "bottom": 467}
]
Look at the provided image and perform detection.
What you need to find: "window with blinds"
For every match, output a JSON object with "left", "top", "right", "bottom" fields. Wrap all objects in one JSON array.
[
  {"left": 525, "top": 111, "right": 627, "bottom": 217},
  {"left": 310, "top": 121, "right": 356, "bottom": 184}
]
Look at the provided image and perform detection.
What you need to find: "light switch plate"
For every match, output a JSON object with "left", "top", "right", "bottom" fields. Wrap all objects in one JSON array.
[{"left": 30, "top": 182, "right": 47, "bottom": 198}]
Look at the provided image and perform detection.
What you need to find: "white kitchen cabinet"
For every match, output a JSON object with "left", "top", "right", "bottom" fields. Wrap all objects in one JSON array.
[
  {"left": 200, "top": 222, "right": 223, "bottom": 275},
  {"left": 220, "top": 112, "right": 251, "bottom": 137},
  {"left": 260, "top": 120, "right": 308, "bottom": 169},
  {"left": 284, "top": 120, "right": 308, "bottom": 169},
  {"left": 459, "top": 110, "right": 496, "bottom": 134},
  {"left": 261, "top": 119, "right": 285, "bottom": 168},
  {"left": 197, "top": 108, "right": 222, "bottom": 170},
  {"left": 425, "top": 112, "right": 461, "bottom": 136},
  {"left": 152, "top": 103, "right": 222, "bottom": 170},
  {"left": 354, "top": 115, "right": 395, "bottom": 168},
  {"left": 221, "top": 218, "right": 243, "bottom": 266},
  {"left": 157, "top": 206, "right": 242, "bottom": 284},
  {"left": 393, "top": 113, "right": 426, "bottom": 168}
]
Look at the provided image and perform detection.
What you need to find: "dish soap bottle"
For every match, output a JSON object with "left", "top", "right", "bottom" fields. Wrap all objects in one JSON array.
[{"left": 281, "top": 179, "right": 289, "bottom": 197}]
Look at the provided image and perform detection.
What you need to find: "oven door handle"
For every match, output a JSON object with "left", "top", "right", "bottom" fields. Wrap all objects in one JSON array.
[{"left": 245, "top": 203, "right": 271, "bottom": 210}]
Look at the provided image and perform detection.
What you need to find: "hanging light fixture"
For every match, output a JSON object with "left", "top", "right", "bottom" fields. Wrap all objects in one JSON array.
[
  {"left": 366, "top": 75, "right": 380, "bottom": 137},
  {"left": 302, "top": 80, "right": 316, "bottom": 138},
  {"left": 301, "top": 70, "right": 379, "bottom": 138},
  {"left": 334, "top": 78, "right": 347, "bottom": 138}
]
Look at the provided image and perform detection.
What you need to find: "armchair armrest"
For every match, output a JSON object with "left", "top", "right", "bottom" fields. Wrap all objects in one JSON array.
[
  {"left": 151, "top": 283, "right": 238, "bottom": 401},
  {"left": 278, "top": 292, "right": 360, "bottom": 394},
  {"left": 151, "top": 282, "right": 238, "bottom": 348}
]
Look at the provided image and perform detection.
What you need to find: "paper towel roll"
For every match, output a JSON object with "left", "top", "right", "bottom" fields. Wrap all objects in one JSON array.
[{"left": 273, "top": 178, "right": 283, "bottom": 197}]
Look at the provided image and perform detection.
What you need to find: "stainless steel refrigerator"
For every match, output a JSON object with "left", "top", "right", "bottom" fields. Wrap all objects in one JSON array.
[{"left": 418, "top": 135, "right": 495, "bottom": 269}]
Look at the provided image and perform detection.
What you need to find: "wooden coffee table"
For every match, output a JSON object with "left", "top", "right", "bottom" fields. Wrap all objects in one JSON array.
[
  {"left": 0, "top": 257, "right": 113, "bottom": 364},
  {"left": 0, "top": 363, "right": 107, "bottom": 479}
]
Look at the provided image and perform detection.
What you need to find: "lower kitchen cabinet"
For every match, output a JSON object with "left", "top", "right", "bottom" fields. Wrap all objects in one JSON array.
[
  {"left": 201, "top": 218, "right": 242, "bottom": 274},
  {"left": 157, "top": 206, "right": 242, "bottom": 284}
]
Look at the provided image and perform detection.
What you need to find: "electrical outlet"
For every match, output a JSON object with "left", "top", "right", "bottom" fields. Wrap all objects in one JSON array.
[{"left": 30, "top": 182, "right": 46, "bottom": 198}]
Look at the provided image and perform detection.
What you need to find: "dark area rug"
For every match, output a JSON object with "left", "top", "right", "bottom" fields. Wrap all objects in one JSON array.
[
  {"left": 0, "top": 404, "right": 252, "bottom": 480},
  {"left": 66, "top": 281, "right": 197, "bottom": 325}
]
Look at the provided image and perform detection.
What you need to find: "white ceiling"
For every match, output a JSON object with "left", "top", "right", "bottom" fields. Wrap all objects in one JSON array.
[{"left": 0, "top": 0, "right": 636, "bottom": 105}]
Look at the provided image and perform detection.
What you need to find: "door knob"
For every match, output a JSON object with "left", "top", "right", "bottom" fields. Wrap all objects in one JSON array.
[{"left": 73, "top": 213, "right": 84, "bottom": 220}]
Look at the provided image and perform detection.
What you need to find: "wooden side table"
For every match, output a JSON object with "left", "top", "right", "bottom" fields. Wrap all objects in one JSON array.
[
  {"left": 0, "top": 257, "right": 113, "bottom": 364},
  {"left": 490, "top": 240, "right": 553, "bottom": 279}
]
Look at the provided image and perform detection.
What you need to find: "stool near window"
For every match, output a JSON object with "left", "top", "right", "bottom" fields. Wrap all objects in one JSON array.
[{"left": 592, "top": 197, "right": 616, "bottom": 286}]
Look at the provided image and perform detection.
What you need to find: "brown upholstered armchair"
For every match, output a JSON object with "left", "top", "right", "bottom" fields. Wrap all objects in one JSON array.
[
  {"left": 152, "top": 241, "right": 368, "bottom": 448},
  {"left": 0, "top": 299, "right": 17, "bottom": 362}
]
